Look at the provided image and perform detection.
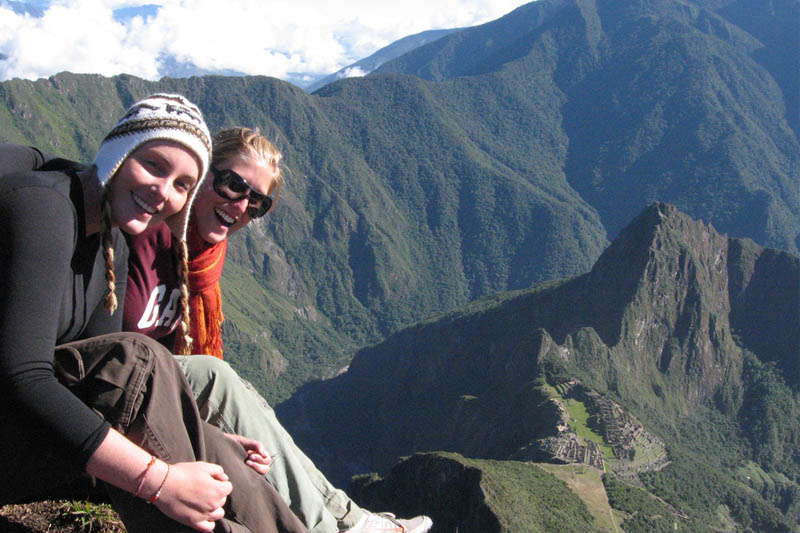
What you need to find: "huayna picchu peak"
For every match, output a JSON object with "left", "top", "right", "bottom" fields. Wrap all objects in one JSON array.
[{"left": 278, "top": 202, "right": 800, "bottom": 531}]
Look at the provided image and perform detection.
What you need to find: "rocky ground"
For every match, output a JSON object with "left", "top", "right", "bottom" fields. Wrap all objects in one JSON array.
[{"left": 0, "top": 500, "right": 124, "bottom": 533}]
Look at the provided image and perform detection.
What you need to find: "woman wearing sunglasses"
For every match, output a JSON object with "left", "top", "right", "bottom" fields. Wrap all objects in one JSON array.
[
  {"left": 172, "top": 129, "right": 281, "bottom": 358},
  {"left": 125, "top": 127, "right": 433, "bottom": 533}
]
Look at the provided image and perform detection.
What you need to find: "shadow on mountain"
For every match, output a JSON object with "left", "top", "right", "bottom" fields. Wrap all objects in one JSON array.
[{"left": 278, "top": 203, "right": 800, "bottom": 531}]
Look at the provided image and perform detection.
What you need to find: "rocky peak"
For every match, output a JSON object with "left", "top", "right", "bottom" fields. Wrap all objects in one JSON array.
[
  {"left": 585, "top": 202, "right": 737, "bottom": 401},
  {"left": 279, "top": 203, "right": 799, "bottom": 487}
]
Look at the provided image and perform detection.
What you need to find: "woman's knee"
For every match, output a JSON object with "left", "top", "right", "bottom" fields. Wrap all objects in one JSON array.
[
  {"left": 174, "top": 355, "right": 243, "bottom": 414},
  {"left": 176, "top": 355, "right": 236, "bottom": 385}
]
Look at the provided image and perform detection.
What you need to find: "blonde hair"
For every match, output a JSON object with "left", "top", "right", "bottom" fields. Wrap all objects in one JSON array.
[
  {"left": 175, "top": 240, "right": 192, "bottom": 353},
  {"left": 101, "top": 190, "right": 118, "bottom": 314},
  {"left": 174, "top": 127, "right": 282, "bottom": 354},
  {"left": 97, "top": 92, "right": 211, "bottom": 320},
  {"left": 212, "top": 127, "right": 283, "bottom": 201}
]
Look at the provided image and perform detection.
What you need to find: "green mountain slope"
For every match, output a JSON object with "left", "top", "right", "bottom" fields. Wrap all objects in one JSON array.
[
  {"left": 0, "top": 71, "right": 608, "bottom": 400},
  {"left": 1, "top": 1, "right": 798, "bottom": 528},
  {"left": 349, "top": 452, "right": 604, "bottom": 533},
  {"left": 377, "top": 0, "right": 800, "bottom": 252},
  {"left": 278, "top": 203, "right": 800, "bottom": 530},
  {"left": 0, "top": 0, "right": 796, "bottom": 405}
]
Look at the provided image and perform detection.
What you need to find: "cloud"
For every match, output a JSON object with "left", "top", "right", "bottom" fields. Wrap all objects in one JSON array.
[
  {"left": 340, "top": 66, "right": 368, "bottom": 80},
  {"left": 0, "top": 0, "right": 529, "bottom": 82},
  {"left": 0, "top": 0, "right": 161, "bottom": 80}
]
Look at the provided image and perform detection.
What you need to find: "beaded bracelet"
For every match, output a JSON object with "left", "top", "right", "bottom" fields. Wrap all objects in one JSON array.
[
  {"left": 134, "top": 456, "right": 156, "bottom": 498},
  {"left": 148, "top": 463, "right": 171, "bottom": 504}
]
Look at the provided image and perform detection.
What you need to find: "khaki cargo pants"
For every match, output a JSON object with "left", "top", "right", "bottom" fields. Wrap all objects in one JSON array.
[{"left": 0, "top": 332, "right": 306, "bottom": 533}]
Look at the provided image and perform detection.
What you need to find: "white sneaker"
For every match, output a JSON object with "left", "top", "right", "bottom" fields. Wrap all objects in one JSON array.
[{"left": 343, "top": 511, "right": 433, "bottom": 533}]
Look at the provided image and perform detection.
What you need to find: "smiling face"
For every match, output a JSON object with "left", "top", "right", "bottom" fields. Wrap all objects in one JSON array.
[
  {"left": 191, "top": 155, "right": 279, "bottom": 244},
  {"left": 106, "top": 139, "right": 201, "bottom": 235}
]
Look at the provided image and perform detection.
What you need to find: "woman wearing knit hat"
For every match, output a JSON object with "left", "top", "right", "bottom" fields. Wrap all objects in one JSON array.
[{"left": 0, "top": 96, "right": 305, "bottom": 532}]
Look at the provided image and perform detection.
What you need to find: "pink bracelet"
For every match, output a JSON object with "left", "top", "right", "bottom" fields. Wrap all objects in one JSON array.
[
  {"left": 148, "top": 463, "right": 171, "bottom": 504},
  {"left": 134, "top": 456, "right": 156, "bottom": 498}
]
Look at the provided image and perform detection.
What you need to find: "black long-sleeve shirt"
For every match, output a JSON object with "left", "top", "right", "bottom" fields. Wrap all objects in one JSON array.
[{"left": 0, "top": 150, "right": 128, "bottom": 469}]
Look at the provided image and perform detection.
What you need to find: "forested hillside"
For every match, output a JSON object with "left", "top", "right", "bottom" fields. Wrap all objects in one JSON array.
[
  {"left": 0, "top": 0, "right": 795, "bottom": 407},
  {"left": 279, "top": 203, "right": 800, "bottom": 531},
  {"left": 376, "top": 0, "right": 800, "bottom": 251},
  {"left": 1, "top": 0, "right": 797, "bottom": 529}
]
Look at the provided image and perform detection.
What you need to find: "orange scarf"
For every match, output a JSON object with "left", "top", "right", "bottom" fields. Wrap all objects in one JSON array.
[{"left": 174, "top": 225, "right": 227, "bottom": 358}]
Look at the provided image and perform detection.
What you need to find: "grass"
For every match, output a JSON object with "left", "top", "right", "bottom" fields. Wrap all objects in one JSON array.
[
  {"left": 437, "top": 453, "right": 603, "bottom": 532},
  {"left": 0, "top": 499, "right": 125, "bottom": 533},
  {"left": 541, "top": 381, "right": 616, "bottom": 460},
  {"left": 537, "top": 463, "right": 622, "bottom": 533},
  {"left": 57, "top": 501, "right": 124, "bottom": 533},
  {"left": 562, "top": 398, "right": 616, "bottom": 458}
]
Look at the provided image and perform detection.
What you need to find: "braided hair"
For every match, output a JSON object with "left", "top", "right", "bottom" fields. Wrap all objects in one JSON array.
[
  {"left": 175, "top": 239, "right": 193, "bottom": 355},
  {"left": 172, "top": 128, "right": 283, "bottom": 356},
  {"left": 100, "top": 190, "right": 118, "bottom": 314},
  {"left": 93, "top": 93, "right": 212, "bottom": 317}
]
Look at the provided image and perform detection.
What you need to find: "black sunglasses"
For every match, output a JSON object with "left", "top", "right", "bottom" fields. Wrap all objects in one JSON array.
[{"left": 210, "top": 165, "right": 273, "bottom": 218}]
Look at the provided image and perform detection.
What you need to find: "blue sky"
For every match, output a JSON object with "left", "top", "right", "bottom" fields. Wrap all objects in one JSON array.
[{"left": 0, "top": 1, "right": 530, "bottom": 85}]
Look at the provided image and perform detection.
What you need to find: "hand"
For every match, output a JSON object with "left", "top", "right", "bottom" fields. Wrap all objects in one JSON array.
[
  {"left": 85, "top": 431, "right": 231, "bottom": 532},
  {"left": 153, "top": 461, "right": 232, "bottom": 532},
  {"left": 224, "top": 433, "right": 273, "bottom": 476}
]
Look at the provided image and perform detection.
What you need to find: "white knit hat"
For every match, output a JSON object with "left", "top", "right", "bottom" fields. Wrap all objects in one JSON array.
[{"left": 93, "top": 93, "right": 212, "bottom": 240}]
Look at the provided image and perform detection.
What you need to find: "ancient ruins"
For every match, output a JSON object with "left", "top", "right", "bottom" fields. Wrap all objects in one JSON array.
[{"left": 534, "top": 380, "right": 669, "bottom": 478}]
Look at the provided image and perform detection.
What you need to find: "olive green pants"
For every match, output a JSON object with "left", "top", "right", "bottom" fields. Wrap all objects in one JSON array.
[{"left": 175, "top": 355, "right": 365, "bottom": 532}]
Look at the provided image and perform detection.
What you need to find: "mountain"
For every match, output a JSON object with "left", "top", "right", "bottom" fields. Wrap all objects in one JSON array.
[
  {"left": 1, "top": 1, "right": 798, "bottom": 528},
  {"left": 349, "top": 452, "right": 605, "bottom": 532},
  {"left": 375, "top": 0, "right": 800, "bottom": 251},
  {"left": 0, "top": 0, "right": 796, "bottom": 407},
  {"left": 0, "top": 70, "right": 608, "bottom": 401},
  {"left": 278, "top": 202, "right": 800, "bottom": 531},
  {"left": 349, "top": 451, "right": 691, "bottom": 532},
  {"left": 305, "top": 28, "right": 460, "bottom": 92}
]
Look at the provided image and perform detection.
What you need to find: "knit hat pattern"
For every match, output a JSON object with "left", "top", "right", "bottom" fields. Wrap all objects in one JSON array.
[{"left": 93, "top": 93, "right": 212, "bottom": 240}]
